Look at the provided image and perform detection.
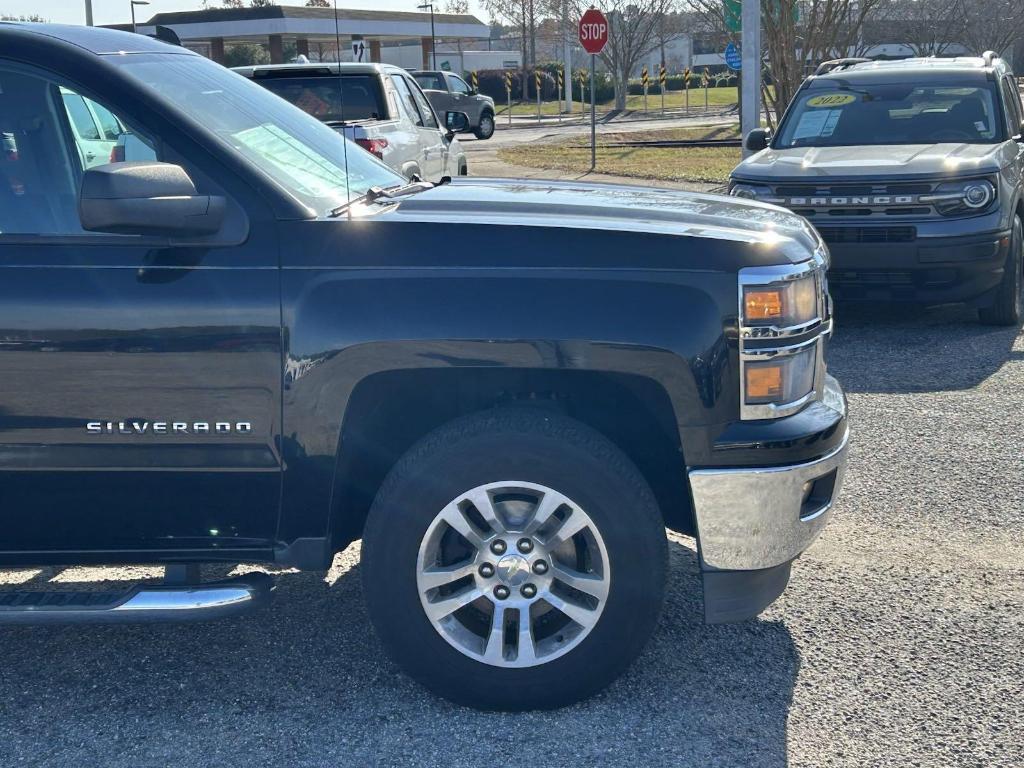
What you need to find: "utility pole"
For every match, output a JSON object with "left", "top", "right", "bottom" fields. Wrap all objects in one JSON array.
[
  {"left": 85, "top": 0, "right": 94, "bottom": 26},
  {"left": 562, "top": 0, "right": 573, "bottom": 113},
  {"left": 740, "top": 0, "right": 761, "bottom": 156}
]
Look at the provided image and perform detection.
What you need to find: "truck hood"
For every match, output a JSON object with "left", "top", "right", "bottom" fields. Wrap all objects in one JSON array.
[
  {"left": 733, "top": 143, "right": 1006, "bottom": 181},
  {"left": 377, "top": 177, "right": 822, "bottom": 264}
]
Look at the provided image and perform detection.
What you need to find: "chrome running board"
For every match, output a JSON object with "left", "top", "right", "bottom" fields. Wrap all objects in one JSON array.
[{"left": 0, "top": 572, "right": 272, "bottom": 625}]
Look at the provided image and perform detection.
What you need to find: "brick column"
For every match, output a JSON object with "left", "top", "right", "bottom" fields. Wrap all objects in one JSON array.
[
  {"left": 421, "top": 36, "right": 433, "bottom": 69},
  {"left": 296, "top": 38, "right": 310, "bottom": 59},
  {"left": 369, "top": 39, "right": 381, "bottom": 63},
  {"left": 269, "top": 34, "right": 284, "bottom": 64},
  {"left": 209, "top": 36, "right": 225, "bottom": 64}
]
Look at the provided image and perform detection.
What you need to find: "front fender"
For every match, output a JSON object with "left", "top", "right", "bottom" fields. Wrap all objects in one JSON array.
[{"left": 277, "top": 263, "right": 737, "bottom": 546}]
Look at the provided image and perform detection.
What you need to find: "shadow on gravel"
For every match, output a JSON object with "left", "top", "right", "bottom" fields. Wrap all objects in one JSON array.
[
  {"left": 828, "top": 302, "right": 1021, "bottom": 394},
  {"left": 0, "top": 540, "right": 798, "bottom": 768}
]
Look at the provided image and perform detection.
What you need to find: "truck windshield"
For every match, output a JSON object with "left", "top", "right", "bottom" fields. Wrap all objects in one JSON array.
[
  {"left": 252, "top": 74, "right": 387, "bottom": 123},
  {"left": 111, "top": 55, "right": 404, "bottom": 213},
  {"left": 776, "top": 83, "right": 1003, "bottom": 148}
]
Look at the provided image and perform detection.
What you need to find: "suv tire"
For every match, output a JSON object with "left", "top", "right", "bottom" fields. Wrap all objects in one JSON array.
[
  {"left": 474, "top": 111, "right": 495, "bottom": 140},
  {"left": 978, "top": 214, "right": 1023, "bottom": 326},
  {"left": 361, "top": 407, "right": 667, "bottom": 710}
]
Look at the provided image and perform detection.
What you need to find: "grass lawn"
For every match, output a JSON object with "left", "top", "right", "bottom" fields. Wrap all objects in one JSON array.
[
  {"left": 498, "top": 124, "right": 743, "bottom": 185},
  {"left": 495, "top": 86, "right": 741, "bottom": 116}
]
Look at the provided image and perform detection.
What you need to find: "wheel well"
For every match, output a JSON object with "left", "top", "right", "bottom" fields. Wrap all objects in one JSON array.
[{"left": 329, "top": 368, "right": 692, "bottom": 549}]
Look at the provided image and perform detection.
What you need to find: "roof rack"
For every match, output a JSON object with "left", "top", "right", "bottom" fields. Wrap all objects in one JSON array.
[
  {"left": 982, "top": 50, "right": 997, "bottom": 66},
  {"left": 813, "top": 57, "right": 872, "bottom": 76}
]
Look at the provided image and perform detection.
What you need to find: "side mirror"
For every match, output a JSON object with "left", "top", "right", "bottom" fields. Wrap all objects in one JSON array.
[
  {"left": 79, "top": 162, "right": 225, "bottom": 236},
  {"left": 1015, "top": 120, "right": 1024, "bottom": 142},
  {"left": 445, "top": 110, "right": 469, "bottom": 139},
  {"left": 745, "top": 128, "right": 770, "bottom": 152}
]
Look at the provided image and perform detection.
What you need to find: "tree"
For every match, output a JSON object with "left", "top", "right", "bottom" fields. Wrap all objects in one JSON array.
[
  {"left": 0, "top": 13, "right": 46, "bottom": 20},
  {"left": 956, "top": 0, "right": 1024, "bottom": 56},
  {"left": 221, "top": 0, "right": 243, "bottom": 7},
  {"left": 570, "top": 0, "right": 680, "bottom": 110},
  {"left": 485, "top": 0, "right": 536, "bottom": 95},
  {"left": 870, "top": 0, "right": 964, "bottom": 56},
  {"left": 444, "top": 0, "right": 471, "bottom": 12},
  {"left": 224, "top": 42, "right": 271, "bottom": 66},
  {"left": 306, "top": 0, "right": 330, "bottom": 5},
  {"left": 686, "top": 0, "right": 882, "bottom": 127},
  {"left": 249, "top": 0, "right": 278, "bottom": 6}
]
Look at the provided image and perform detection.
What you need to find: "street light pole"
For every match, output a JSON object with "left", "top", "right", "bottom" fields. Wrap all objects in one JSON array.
[
  {"left": 85, "top": 0, "right": 94, "bottom": 26},
  {"left": 417, "top": 2, "right": 436, "bottom": 69},
  {"left": 130, "top": 1, "right": 149, "bottom": 34}
]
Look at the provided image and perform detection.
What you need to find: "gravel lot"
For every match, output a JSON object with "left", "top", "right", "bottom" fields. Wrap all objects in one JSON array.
[{"left": 1, "top": 303, "right": 1022, "bottom": 768}]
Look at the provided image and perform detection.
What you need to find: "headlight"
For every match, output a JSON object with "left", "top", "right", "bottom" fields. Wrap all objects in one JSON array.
[
  {"left": 738, "top": 258, "right": 830, "bottom": 420},
  {"left": 729, "top": 182, "right": 771, "bottom": 200},
  {"left": 924, "top": 178, "right": 996, "bottom": 215},
  {"left": 742, "top": 273, "right": 819, "bottom": 328}
]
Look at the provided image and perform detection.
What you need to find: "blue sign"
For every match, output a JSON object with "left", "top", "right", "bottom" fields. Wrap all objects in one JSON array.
[{"left": 725, "top": 42, "right": 742, "bottom": 70}]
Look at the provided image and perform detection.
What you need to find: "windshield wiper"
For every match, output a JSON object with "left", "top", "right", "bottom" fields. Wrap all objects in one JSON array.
[{"left": 328, "top": 176, "right": 449, "bottom": 217}]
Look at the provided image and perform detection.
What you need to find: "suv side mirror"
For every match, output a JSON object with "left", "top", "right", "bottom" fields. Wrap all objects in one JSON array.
[
  {"left": 445, "top": 110, "right": 469, "bottom": 138},
  {"left": 79, "top": 162, "right": 225, "bottom": 236},
  {"left": 745, "top": 128, "right": 770, "bottom": 152}
]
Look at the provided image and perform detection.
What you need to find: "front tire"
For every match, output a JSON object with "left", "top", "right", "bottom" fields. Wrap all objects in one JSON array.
[
  {"left": 473, "top": 111, "right": 495, "bottom": 140},
  {"left": 361, "top": 408, "right": 667, "bottom": 710},
  {"left": 979, "top": 214, "right": 1023, "bottom": 326}
]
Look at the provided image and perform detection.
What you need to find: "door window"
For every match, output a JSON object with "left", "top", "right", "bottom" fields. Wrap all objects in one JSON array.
[
  {"left": 0, "top": 64, "right": 156, "bottom": 235},
  {"left": 391, "top": 74, "right": 425, "bottom": 126},
  {"left": 405, "top": 76, "right": 439, "bottom": 129},
  {"left": 448, "top": 75, "right": 472, "bottom": 95},
  {"left": 61, "top": 91, "right": 102, "bottom": 140}
]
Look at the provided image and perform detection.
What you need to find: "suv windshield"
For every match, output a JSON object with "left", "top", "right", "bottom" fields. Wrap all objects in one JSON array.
[
  {"left": 252, "top": 73, "right": 386, "bottom": 122},
  {"left": 111, "top": 55, "right": 403, "bottom": 213},
  {"left": 776, "top": 83, "right": 1003, "bottom": 148}
]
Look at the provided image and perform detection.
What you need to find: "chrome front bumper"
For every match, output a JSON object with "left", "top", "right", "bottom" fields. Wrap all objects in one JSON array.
[{"left": 689, "top": 382, "right": 849, "bottom": 572}]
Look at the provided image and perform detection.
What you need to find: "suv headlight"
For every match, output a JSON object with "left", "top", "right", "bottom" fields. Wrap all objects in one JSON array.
[
  {"left": 923, "top": 177, "right": 997, "bottom": 215},
  {"left": 729, "top": 182, "right": 772, "bottom": 200},
  {"left": 738, "top": 254, "right": 831, "bottom": 420}
]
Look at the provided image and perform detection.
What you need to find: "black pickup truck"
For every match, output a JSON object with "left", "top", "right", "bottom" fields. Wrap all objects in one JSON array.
[{"left": 0, "top": 24, "right": 849, "bottom": 710}]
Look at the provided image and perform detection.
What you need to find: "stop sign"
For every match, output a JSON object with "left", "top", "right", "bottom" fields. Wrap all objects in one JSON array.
[{"left": 578, "top": 8, "right": 608, "bottom": 55}]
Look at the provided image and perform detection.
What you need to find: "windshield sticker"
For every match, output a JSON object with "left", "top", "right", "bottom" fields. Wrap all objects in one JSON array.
[
  {"left": 806, "top": 93, "right": 856, "bottom": 107},
  {"left": 793, "top": 109, "right": 841, "bottom": 140}
]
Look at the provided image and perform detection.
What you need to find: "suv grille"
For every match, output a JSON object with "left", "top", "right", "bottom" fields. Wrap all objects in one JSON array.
[
  {"left": 816, "top": 226, "right": 916, "bottom": 244},
  {"left": 766, "top": 181, "right": 943, "bottom": 219}
]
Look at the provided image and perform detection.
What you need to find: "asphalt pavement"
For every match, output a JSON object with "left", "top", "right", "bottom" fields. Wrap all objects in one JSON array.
[{"left": 1, "top": 302, "right": 1022, "bottom": 768}]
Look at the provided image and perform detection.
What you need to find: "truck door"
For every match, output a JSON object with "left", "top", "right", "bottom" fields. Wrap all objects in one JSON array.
[
  {"left": 391, "top": 73, "right": 445, "bottom": 181},
  {"left": 0, "top": 62, "right": 283, "bottom": 557}
]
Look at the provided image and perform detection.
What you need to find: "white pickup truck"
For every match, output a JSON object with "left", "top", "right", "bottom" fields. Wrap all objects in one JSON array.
[{"left": 233, "top": 62, "right": 467, "bottom": 182}]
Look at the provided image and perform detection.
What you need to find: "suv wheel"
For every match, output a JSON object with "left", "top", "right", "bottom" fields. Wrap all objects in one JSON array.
[
  {"left": 979, "top": 214, "right": 1023, "bottom": 326},
  {"left": 361, "top": 408, "right": 667, "bottom": 710},
  {"left": 474, "top": 111, "right": 495, "bottom": 140}
]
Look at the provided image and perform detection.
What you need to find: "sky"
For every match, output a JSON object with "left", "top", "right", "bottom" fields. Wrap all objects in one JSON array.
[{"left": 1, "top": 0, "right": 490, "bottom": 26}]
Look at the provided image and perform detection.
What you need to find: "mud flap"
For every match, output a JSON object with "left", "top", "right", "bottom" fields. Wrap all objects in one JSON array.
[{"left": 702, "top": 559, "right": 793, "bottom": 624}]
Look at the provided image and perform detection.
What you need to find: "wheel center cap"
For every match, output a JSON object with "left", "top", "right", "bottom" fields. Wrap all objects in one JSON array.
[{"left": 495, "top": 554, "right": 530, "bottom": 587}]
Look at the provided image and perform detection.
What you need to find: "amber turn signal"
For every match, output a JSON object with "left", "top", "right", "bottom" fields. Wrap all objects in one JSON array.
[
  {"left": 745, "top": 363, "right": 783, "bottom": 400},
  {"left": 744, "top": 288, "right": 784, "bottom": 321}
]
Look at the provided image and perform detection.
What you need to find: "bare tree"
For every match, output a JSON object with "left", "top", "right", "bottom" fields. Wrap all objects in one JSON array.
[
  {"left": 306, "top": 0, "right": 331, "bottom": 7},
  {"left": 569, "top": 0, "right": 679, "bottom": 109},
  {"left": 870, "top": 0, "right": 963, "bottom": 56},
  {"left": 687, "top": 0, "right": 882, "bottom": 126},
  {"left": 485, "top": 0, "right": 535, "bottom": 93},
  {"left": 444, "top": 0, "right": 471, "bottom": 12},
  {"left": 0, "top": 13, "right": 46, "bottom": 20},
  {"left": 956, "top": 0, "right": 1024, "bottom": 56}
]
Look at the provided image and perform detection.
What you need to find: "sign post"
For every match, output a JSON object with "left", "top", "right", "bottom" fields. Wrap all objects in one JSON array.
[
  {"left": 740, "top": 0, "right": 762, "bottom": 157},
  {"left": 683, "top": 66, "right": 691, "bottom": 114},
  {"left": 536, "top": 69, "right": 543, "bottom": 122},
  {"left": 578, "top": 7, "right": 608, "bottom": 172},
  {"left": 642, "top": 65, "right": 648, "bottom": 113},
  {"left": 505, "top": 71, "right": 512, "bottom": 127},
  {"left": 557, "top": 68, "right": 564, "bottom": 121},
  {"left": 703, "top": 67, "right": 710, "bottom": 110},
  {"left": 659, "top": 64, "right": 666, "bottom": 113}
]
